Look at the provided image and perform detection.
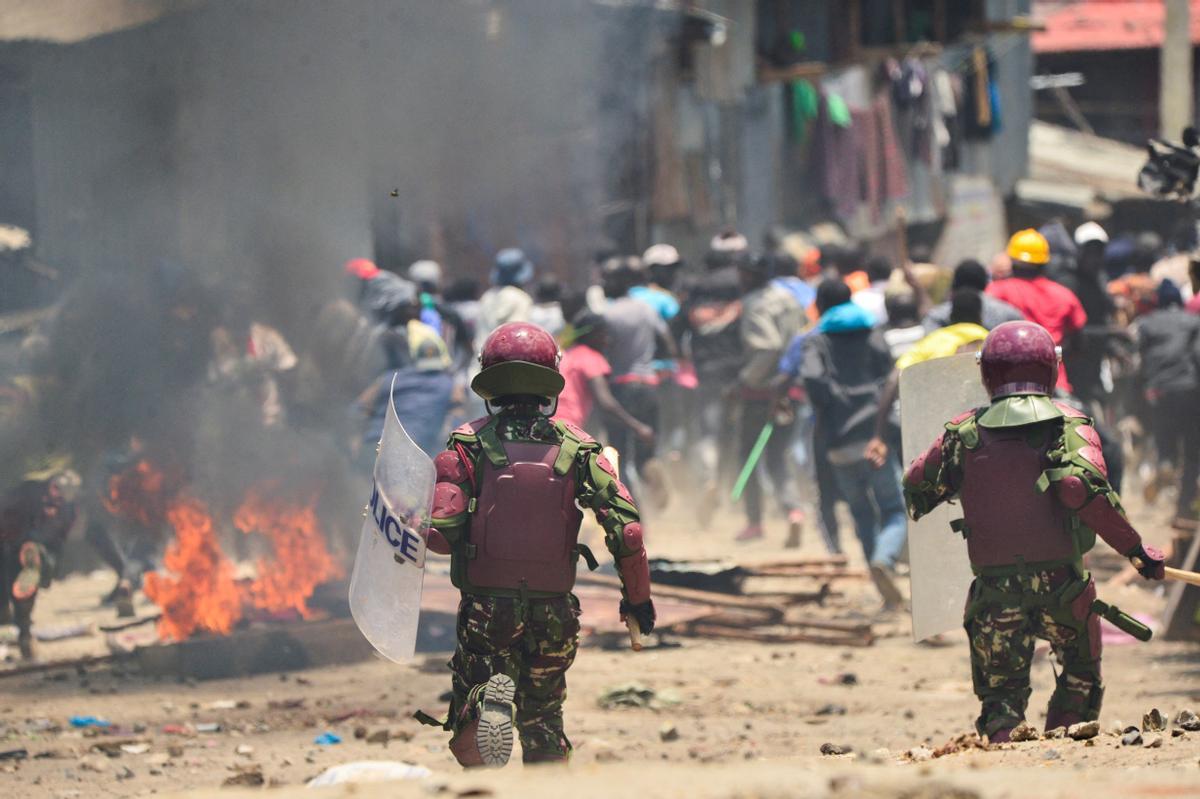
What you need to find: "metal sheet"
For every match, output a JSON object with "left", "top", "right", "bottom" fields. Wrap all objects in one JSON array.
[{"left": 899, "top": 352, "right": 990, "bottom": 641}]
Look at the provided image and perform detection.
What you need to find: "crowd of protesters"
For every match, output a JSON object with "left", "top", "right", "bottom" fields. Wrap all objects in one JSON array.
[{"left": 3, "top": 217, "right": 1200, "bottom": 658}]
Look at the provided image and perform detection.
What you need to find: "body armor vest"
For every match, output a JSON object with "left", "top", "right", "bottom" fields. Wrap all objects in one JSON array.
[
  {"left": 960, "top": 424, "right": 1077, "bottom": 570},
  {"left": 463, "top": 441, "right": 583, "bottom": 595}
]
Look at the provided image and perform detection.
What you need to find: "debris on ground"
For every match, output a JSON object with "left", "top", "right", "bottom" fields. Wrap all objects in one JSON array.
[
  {"left": 68, "top": 715, "right": 110, "bottom": 728},
  {"left": 1144, "top": 734, "right": 1163, "bottom": 749},
  {"left": 306, "top": 761, "right": 431, "bottom": 787},
  {"left": 904, "top": 745, "right": 934, "bottom": 762},
  {"left": 1176, "top": 709, "right": 1200, "bottom": 732},
  {"left": 932, "top": 733, "right": 989, "bottom": 758},
  {"left": 1009, "top": 722, "right": 1040, "bottom": 742},
  {"left": 1120, "top": 728, "right": 1142, "bottom": 746},
  {"left": 1068, "top": 721, "right": 1100, "bottom": 740},
  {"left": 597, "top": 683, "right": 680, "bottom": 710},
  {"left": 222, "top": 764, "right": 264, "bottom": 788},
  {"left": 1044, "top": 727, "right": 1066, "bottom": 739},
  {"left": 1143, "top": 708, "right": 1166, "bottom": 732},
  {"left": 0, "top": 748, "right": 28, "bottom": 761},
  {"left": 815, "top": 703, "right": 847, "bottom": 716},
  {"left": 313, "top": 732, "right": 342, "bottom": 745},
  {"left": 659, "top": 722, "right": 679, "bottom": 742},
  {"left": 819, "top": 742, "right": 852, "bottom": 755}
]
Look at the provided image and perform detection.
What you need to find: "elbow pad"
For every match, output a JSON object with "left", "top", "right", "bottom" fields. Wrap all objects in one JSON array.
[
  {"left": 431, "top": 449, "right": 471, "bottom": 527},
  {"left": 617, "top": 522, "right": 651, "bottom": 604},
  {"left": 1077, "top": 494, "right": 1141, "bottom": 556},
  {"left": 905, "top": 433, "right": 944, "bottom": 490},
  {"left": 425, "top": 529, "right": 452, "bottom": 556}
]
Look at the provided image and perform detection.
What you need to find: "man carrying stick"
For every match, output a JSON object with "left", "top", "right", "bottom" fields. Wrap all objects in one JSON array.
[{"left": 903, "top": 321, "right": 1165, "bottom": 742}]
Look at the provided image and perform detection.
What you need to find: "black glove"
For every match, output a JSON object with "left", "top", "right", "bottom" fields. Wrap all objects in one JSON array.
[
  {"left": 620, "top": 599, "right": 656, "bottom": 635},
  {"left": 1128, "top": 544, "right": 1166, "bottom": 580}
]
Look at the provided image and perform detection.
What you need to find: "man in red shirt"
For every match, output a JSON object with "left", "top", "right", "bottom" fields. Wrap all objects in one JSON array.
[{"left": 986, "top": 229, "right": 1087, "bottom": 391}]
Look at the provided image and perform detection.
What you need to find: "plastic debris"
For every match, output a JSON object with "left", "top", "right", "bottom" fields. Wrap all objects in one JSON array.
[
  {"left": 306, "top": 761, "right": 431, "bottom": 787},
  {"left": 313, "top": 732, "right": 342, "bottom": 746},
  {"left": 69, "top": 716, "right": 111, "bottom": 729}
]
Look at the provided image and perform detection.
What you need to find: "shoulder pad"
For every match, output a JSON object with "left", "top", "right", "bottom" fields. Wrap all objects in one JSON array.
[
  {"left": 453, "top": 416, "right": 492, "bottom": 437},
  {"left": 945, "top": 408, "right": 982, "bottom": 449},
  {"left": 948, "top": 409, "right": 976, "bottom": 425},
  {"left": 556, "top": 420, "right": 596, "bottom": 444},
  {"left": 1052, "top": 400, "right": 1090, "bottom": 420}
]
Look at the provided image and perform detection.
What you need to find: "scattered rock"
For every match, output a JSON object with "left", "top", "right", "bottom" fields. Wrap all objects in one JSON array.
[
  {"left": 816, "top": 704, "right": 847, "bottom": 716},
  {"left": 1176, "top": 709, "right": 1200, "bottom": 732},
  {"left": 1172, "top": 729, "right": 1188, "bottom": 739},
  {"left": 1143, "top": 708, "right": 1166, "bottom": 732},
  {"left": 1121, "top": 729, "right": 1143, "bottom": 746},
  {"left": 1144, "top": 734, "right": 1163, "bottom": 749},
  {"left": 865, "top": 747, "right": 891, "bottom": 764},
  {"left": 366, "top": 729, "right": 390, "bottom": 746},
  {"left": 597, "top": 683, "right": 680, "bottom": 710},
  {"left": 658, "top": 723, "right": 679, "bottom": 742},
  {"left": 1009, "top": 722, "right": 1040, "bottom": 742},
  {"left": 115, "top": 766, "right": 134, "bottom": 780},
  {"left": 1068, "top": 721, "right": 1100, "bottom": 741},
  {"left": 906, "top": 746, "right": 934, "bottom": 762},
  {"left": 195, "top": 722, "right": 222, "bottom": 734},
  {"left": 119, "top": 744, "right": 149, "bottom": 755},
  {"left": 235, "top": 745, "right": 254, "bottom": 757},
  {"left": 820, "top": 742, "right": 853, "bottom": 756},
  {"left": 167, "top": 745, "right": 185, "bottom": 758},
  {"left": 77, "top": 755, "right": 109, "bottom": 773},
  {"left": 1043, "top": 749, "right": 1061, "bottom": 761},
  {"left": 933, "top": 733, "right": 988, "bottom": 758},
  {"left": 353, "top": 726, "right": 367, "bottom": 740},
  {"left": 222, "top": 765, "right": 264, "bottom": 788},
  {"left": 1044, "top": 727, "right": 1066, "bottom": 740}
]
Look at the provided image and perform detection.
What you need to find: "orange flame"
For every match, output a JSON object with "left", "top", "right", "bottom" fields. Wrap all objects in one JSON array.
[
  {"left": 143, "top": 496, "right": 243, "bottom": 641},
  {"left": 233, "top": 486, "right": 343, "bottom": 619}
]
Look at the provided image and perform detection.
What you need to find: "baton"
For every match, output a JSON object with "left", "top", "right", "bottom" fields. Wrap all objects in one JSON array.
[
  {"left": 730, "top": 423, "right": 774, "bottom": 503},
  {"left": 1132, "top": 558, "right": 1200, "bottom": 588},
  {"left": 600, "top": 445, "right": 644, "bottom": 652}
]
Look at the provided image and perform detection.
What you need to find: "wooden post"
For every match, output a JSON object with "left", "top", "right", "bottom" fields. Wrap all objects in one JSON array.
[{"left": 1161, "top": 0, "right": 1194, "bottom": 139}]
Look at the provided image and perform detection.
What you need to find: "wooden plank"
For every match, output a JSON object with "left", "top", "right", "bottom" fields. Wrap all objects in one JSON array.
[{"left": 576, "top": 573, "right": 785, "bottom": 623}]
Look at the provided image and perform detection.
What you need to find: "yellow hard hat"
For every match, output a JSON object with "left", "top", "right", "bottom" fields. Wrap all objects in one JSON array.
[{"left": 1006, "top": 229, "right": 1050, "bottom": 266}]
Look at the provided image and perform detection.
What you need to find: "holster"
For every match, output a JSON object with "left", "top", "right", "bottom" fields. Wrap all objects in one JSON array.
[{"left": 1090, "top": 598, "right": 1153, "bottom": 642}]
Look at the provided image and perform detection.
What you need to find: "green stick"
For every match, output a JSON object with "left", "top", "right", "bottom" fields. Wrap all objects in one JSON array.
[{"left": 731, "top": 423, "right": 774, "bottom": 503}]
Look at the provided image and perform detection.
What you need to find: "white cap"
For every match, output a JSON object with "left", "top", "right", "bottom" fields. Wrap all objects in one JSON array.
[
  {"left": 642, "top": 244, "right": 681, "bottom": 267},
  {"left": 1074, "top": 221, "right": 1109, "bottom": 246},
  {"left": 710, "top": 231, "right": 748, "bottom": 253},
  {"left": 408, "top": 259, "right": 442, "bottom": 286}
]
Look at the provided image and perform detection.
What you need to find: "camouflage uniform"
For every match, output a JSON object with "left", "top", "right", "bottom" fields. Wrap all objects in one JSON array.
[
  {"left": 426, "top": 408, "right": 645, "bottom": 763},
  {"left": 905, "top": 396, "right": 1152, "bottom": 737},
  {"left": 964, "top": 569, "right": 1101, "bottom": 736}
]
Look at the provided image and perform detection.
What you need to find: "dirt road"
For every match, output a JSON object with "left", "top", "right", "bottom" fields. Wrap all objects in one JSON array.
[{"left": 1, "top": 489, "right": 1198, "bottom": 798}]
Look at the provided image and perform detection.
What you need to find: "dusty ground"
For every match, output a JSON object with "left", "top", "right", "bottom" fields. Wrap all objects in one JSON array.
[{"left": 1, "top": 476, "right": 1199, "bottom": 799}]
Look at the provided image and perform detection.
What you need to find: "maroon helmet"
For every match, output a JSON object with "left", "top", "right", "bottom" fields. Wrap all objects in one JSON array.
[
  {"left": 471, "top": 322, "right": 565, "bottom": 401},
  {"left": 978, "top": 321, "right": 1060, "bottom": 399}
]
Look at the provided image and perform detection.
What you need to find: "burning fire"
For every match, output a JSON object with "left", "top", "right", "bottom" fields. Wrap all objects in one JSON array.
[
  {"left": 143, "top": 496, "right": 243, "bottom": 640},
  {"left": 142, "top": 482, "right": 343, "bottom": 641},
  {"left": 234, "top": 486, "right": 343, "bottom": 619}
]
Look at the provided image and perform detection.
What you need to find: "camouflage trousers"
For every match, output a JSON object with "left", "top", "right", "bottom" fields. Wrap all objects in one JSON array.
[
  {"left": 964, "top": 570, "right": 1103, "bottom": 737},
  {"left": 449, "top": 593, "right": 580, "bottom": 763}
]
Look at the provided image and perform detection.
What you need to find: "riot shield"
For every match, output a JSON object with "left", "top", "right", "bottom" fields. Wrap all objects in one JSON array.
[
  {"left": 900, "top": 352, "right": 989, "bottom": 641},
  {"left": 349, "top": 379, "right": 435, "bottom": 662}
]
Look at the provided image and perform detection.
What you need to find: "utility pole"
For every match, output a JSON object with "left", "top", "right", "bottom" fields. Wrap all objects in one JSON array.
[{"left": 1161, "top": 0, "right": 1194, "bottom": 139}]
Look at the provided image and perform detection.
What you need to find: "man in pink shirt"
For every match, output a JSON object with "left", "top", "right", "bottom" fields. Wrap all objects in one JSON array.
[
  {"left": 554, "top": 312, "right": 654, "bottom": 443},
  {"left": 986, "top": 229, "right": 1087, "bottom": 391}
]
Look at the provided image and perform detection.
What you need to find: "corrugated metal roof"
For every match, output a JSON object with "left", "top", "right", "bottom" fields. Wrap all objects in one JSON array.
[
  {"left": 1034, "top": 0, "right": 1200, "bottom": 53},
  {"left": 1027, "top": 120, "right": 1147, "bottom": 201}
]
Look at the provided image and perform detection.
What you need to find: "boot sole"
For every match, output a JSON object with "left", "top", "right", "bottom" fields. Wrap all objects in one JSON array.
[
  {"left": 476, "top": 674, "right": 516, "bottom": 768},
  {"left": 13, "top": 544, "right": 42, "bottom": 601}
]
